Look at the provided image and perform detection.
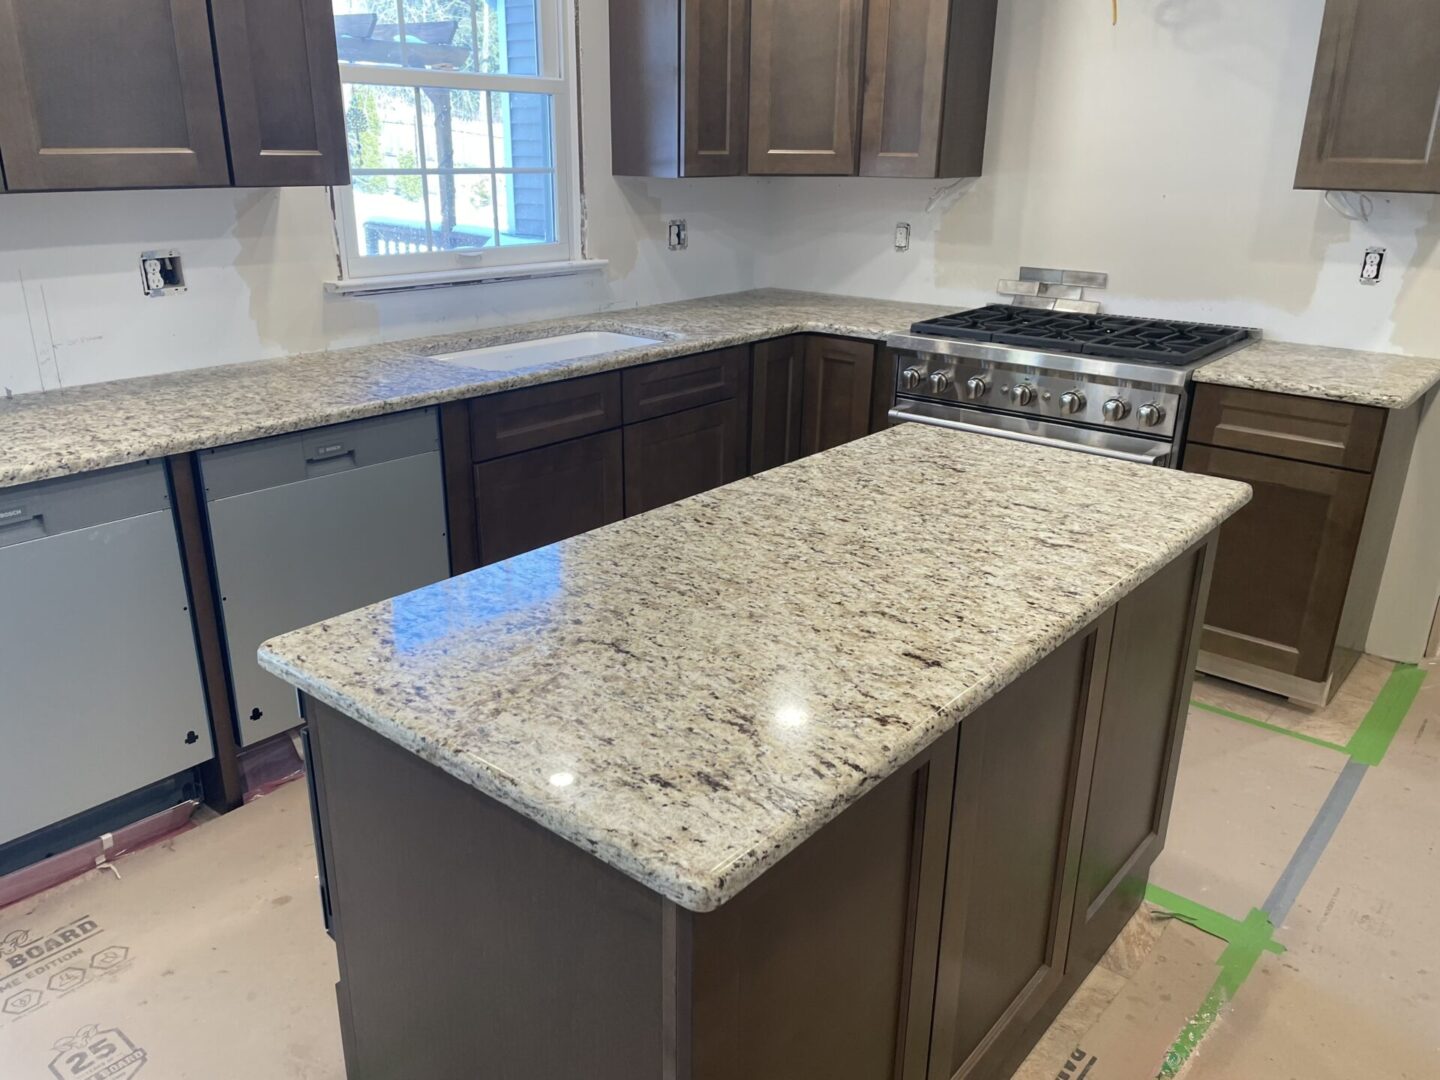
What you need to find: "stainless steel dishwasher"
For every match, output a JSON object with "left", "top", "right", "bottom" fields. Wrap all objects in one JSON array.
[
  {"left": 200, "top": 408, "right": 450, "bottom": 747},
  {"left": 0, "top": 462, "right": 213, "bottom": 848}
]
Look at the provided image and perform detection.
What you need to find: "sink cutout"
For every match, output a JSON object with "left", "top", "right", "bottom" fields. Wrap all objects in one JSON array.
[{"left": 429, "top": 331, "right": 662, "bottom": 371}]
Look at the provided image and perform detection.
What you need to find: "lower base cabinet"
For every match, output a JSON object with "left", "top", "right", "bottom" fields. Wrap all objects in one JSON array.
[
  {"left": 305, "top": 536, "right": 1216, "bottom": 1080},
  {"left": 750, "top": 335, "right": 879, "bottom": 473},
  {"left": 475, "top": 431, "right": 624, "bottom": 566},
  {"left": 624, "top": 399, "right": 748, "bottom": 516}
]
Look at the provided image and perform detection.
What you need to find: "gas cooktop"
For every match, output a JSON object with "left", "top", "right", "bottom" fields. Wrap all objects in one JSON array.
[{"left": 909, "top": 304, "right": 1252, "bottom": 366}]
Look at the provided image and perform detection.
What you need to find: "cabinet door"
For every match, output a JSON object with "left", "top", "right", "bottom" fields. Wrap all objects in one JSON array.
[
  {"left": 750, "top": 337, "right": 805, "bottom": 473},
  {"left": 475, "top": 431, "right": 624, "bottom": 566},
  {"left": 210, "top": 0, "right": 349, "bottom": 187},
  {"left": 683, "top": 0, "right": 750, "bottom": 176},
  {"left": 1295, "top": 0, "right": 1440, "bottom": 193},
  {"left": 691, "top": 729, "right": 958, "bottom": 1080},
  {"left": 801, "top": 336, "right": 876, "bottom": 455},
  {"left": 1184, "top": 444, "right": 1371, "bottom": 682},
  {"left": 624, "top": 400, "right": 746, "bottom": 516},
  {"left": 859, "top": 0, "right": 949, "bottom": 178},
  {"left": 1068, "top": 546, "right": 1210, "bottom": 975},
  {"left": 928, "top": 624, "right": 1108, "bottom": 1080},
  {"left": 748, "top": 0, "right": 865, "bottom": 175},
  {"left": 0, "top": 0, "right": 229, "bottom": 190}
]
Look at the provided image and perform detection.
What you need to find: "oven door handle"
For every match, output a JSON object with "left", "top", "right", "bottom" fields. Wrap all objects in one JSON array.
[{"left": 888, "top": 405, "right": 1173, "bottom": 466}]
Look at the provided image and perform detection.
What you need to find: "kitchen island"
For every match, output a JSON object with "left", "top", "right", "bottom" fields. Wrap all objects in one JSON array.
[{"left": 260, "top": 424, "right": 1250, "bottom": 1080}]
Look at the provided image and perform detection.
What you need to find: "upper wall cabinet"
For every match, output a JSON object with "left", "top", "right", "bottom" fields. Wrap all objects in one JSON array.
[
  {"left": 1295, "top": 0, "right": 1440, "bottom": 193},
  {"left": 0, "top": 0, "right": 348, "bottom": 192},
  {"left": 748, "top": 0, "right": 865, "bottom": 175},
  {"left": 0, "top": 0, "right": 230, "bottom": 190},
  {"left": 860, "top": 0, "right": 998, "bottom": 178},
  {"left": 610, "top": 0, "right": 750, "bottom": 177},
  {"left": 612, "top": 0, "right": 999, "bottom": 178},
  {"left": 211, "top": 0, "right": 350, "bottom": 188}
]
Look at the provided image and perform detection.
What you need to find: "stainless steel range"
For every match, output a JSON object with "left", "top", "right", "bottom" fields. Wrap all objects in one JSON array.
[{"left": 887, "top": 305, "right": 1259, "bottom": 467}]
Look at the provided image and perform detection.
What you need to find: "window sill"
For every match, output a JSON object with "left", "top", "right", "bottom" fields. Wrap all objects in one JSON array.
[{"left": 324, "top": 258, "right": 609, "bottom": 297}]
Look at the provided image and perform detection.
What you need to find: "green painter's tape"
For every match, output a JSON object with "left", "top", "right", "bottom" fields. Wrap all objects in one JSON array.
[
  {"left": 1145, "top": 889, "right": 1284, "bottom": 1078},
  {"left": 1190, "top": 700, "right": 1349, "bottom": 755},
  {"left": 1345, "top": 663, "right": 1427, "bottom": 766}
]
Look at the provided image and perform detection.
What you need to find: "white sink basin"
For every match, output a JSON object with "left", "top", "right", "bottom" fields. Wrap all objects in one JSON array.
[{"left": 429, "top": 331, "right": 662, "bottom": 371}]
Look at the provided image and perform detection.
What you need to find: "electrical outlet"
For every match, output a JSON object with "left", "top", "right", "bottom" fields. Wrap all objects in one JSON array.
[
  {"left": 140, "top": 250, "right": 186, "bottom": 297},
  {"left": 894, "top": 223, "right": 911, "bottom": 252},
  {"left": 1360, "top": 247, "right": 1385, "bottom": 286},
  {"left": 667, "top": 220, "right": 688, "bottom": 251}
]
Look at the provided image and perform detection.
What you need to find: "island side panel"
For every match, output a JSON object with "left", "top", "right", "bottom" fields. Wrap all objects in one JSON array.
[
  {"left": 1066, "top": 536, "right": 1218, "bottom": 974},
  {"left": 686, "top": 727, "right": 959, "bottom": 1080},
  {"left": 303, "top": 698, "right": 670, "bottom": 1080}
]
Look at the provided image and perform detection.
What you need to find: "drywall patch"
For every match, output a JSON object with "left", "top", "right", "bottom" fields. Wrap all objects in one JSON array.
[{"left": 1389, "top": 197, "right": 1440, "bottom": 356}]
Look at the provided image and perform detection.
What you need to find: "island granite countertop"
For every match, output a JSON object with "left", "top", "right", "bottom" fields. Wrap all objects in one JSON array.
[
  {"left": 1195, "top": 338, "right": 1440, "bottom": 410},
  {"left": 0, "top": 289, "right": 948, "bottom": 490},
  {"left": 259, "top": 424, "right": 1251, "bottom": 912}
]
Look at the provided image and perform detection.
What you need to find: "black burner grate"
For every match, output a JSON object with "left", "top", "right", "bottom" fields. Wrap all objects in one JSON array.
[{"left": 910, "top": 305, "right": 1250, "bottom": 365}]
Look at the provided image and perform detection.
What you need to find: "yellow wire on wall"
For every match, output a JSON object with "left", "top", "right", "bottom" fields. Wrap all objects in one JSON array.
[{"left": 1112, "top": 0, "right": 1119, "bottom": 24}]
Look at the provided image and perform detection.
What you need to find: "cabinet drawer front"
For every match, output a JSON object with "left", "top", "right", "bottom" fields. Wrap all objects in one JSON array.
[
  {"left": 474, "top": 431, "right": 624, "bottom": 565},
  {"left": 469, "top": 373, "right": 622, "bottom": 462},
  {"left": 622, "top": 347, "right": 745, "bottom": 422},
  {"left": 1188, "top": 384, "right": 1385, "bottom": 471}
]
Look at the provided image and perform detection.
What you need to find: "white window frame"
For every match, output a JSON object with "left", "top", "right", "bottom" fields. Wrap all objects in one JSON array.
[{"left": 331, "top": 0, "right": 581, "bottom": 283}]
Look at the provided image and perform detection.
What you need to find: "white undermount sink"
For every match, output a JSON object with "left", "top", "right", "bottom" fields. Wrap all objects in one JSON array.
[{"left": 428, "top": 331, "right": 662, "bottom": 371}]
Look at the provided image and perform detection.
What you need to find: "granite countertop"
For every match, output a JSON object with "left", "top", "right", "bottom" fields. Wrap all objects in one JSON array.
[
  {"left": 258, "top": 424, "right": 1251, "bottom": 912},
  {"left": 1195, "top": 339, "right": 1440, "bottom": 410},
  {"left": 0, "top": 289, "right": 949, "bottom": 491}
]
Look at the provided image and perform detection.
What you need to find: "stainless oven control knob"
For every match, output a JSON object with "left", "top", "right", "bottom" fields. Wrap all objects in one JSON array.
[
  {"left": 1137, "top": 403, "right": 1167, "bottom": 428},
  {"left": 929, "top": 371, "right": 952, "bottom": 393},
  {"left": 1058, "top": 391, "right": 1086, "bottom": 415},
  {"left": 1009, "top": 383, "right": 1036, "bottom": 406},
  {"left": 900, "top": 367, "right": 925, "bottom": 391},
  {"left": 963, "top": 376, "right": 989, "bottom": 400},
  {"left": 1102, "top": 398, "right": 1131, "bottom": 422}
]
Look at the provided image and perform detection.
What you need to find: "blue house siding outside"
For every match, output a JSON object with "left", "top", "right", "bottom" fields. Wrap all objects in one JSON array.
[{"left": 500, "top": 0, "right": 553, "bottom": 243}]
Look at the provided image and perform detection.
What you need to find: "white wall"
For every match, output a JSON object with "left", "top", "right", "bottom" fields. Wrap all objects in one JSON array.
[
  {"left": 0, "top": 0, "right": 768, "bottom": 396},
  {"left": 756, "top": 0, "right": 1440, "bottom": 357},
  {"left": 5, "top": 0, "right": 1440, "bottom": 400}
]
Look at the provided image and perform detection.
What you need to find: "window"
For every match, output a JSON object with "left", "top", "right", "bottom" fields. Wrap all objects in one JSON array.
[{"left": 331, "top": 0, "right": 575, "bottom": 280}]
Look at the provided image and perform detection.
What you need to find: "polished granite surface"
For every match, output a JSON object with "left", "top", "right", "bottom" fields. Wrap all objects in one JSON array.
[
  {"left": 0, "top": 290, "right": 948, "bottom": 490},
  {"left": 260, "top": 424, "right": 1251, "bottom": 911},
  {"left": 1195, "top": 339, "right": 1440, "bottom": 410}
]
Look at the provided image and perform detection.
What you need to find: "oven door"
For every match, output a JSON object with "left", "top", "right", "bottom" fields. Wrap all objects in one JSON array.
[{"left": 889, "top": 399, "right": 1175, "bottom": 467}]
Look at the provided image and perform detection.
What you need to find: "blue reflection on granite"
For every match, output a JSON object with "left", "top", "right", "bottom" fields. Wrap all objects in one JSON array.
[{"left": 390, "top": 546, "right": 565, "bottom": 654}]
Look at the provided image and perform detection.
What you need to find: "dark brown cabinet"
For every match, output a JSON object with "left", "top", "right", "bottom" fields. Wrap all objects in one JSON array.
[
  {"left": 1184, "top": 383, "right": 1387, "bottom": 703},
  {"left": 750, "top": 338, "right": 806, "bottom": 473},
  {"left": 610, "top": 0, "right": 750, "bottom": 177},
  {"left": 748, "top": 0, "right": 866, "bottom": 175},
  {"left": 475, "top": 432, "right": 624, "bottom": 567},
  {"left": 802, "top": 336, "right": 877, "bottom": 454},
  {"left": 210, "top": 0, "right": 350, "bottom": 187},
  {"left": 859, "top": 0, "right": 998, "bottom": 178},
  {"left": 0, "top": 0, "right": 347, "bottom": 192},
  {"left": 1296, "top": 0, "right": 1440, "bottom": 193},
  {"left": 0, "top": 0, "right": 231, "bottom": 190},
  {"left": 624, "top": 399, "right": 748, "bottom": 516},
  {"left": 929, "top": 625, "right": 1105, "bottom": 1080}
]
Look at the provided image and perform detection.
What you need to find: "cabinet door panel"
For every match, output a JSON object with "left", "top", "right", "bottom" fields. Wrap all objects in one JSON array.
[
  {"left": 691, "top": 729, "right": 957, "bottom": 1080},
  {"left": 683, "top": 0, "right": 749, "bottom": 176},
  {"left": 1068, "top": 546, "right": 1210, "bottom": 975},
  {"left": 475, "top": 431, "right": 624, "bottom": 565},
  {"left": 1188, "top": 384, "right": 1385, "bottom": 472},
  {"left": 929, "top": 624, "right": 1107, "bottom": 1080},
  {"left": 211, "top": 0, "right": 349, "bottom": 187},
  {"left": 0, "top": 0, "right": 229, "bottom": 190},
  {"left": 801, "top": 336, "right": 876, "bottom": 455},
  {"left": 1296, "top": 0, "right": 1440, "bottom": 192},
  {"left": 748, "top": 0, "right": 864, "bottom": 175},
  {"left": 859, "top": 0, "right": 950, "bottom": 177},
  {"left": 624, "top": 400, "right": 746, "bottom": 516},
  {"left": 750, "top": 337, "right": 805, "bottom": 473},
  {"left": 1184, "top": 444, "right": 1370, "bottom": 681}
]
